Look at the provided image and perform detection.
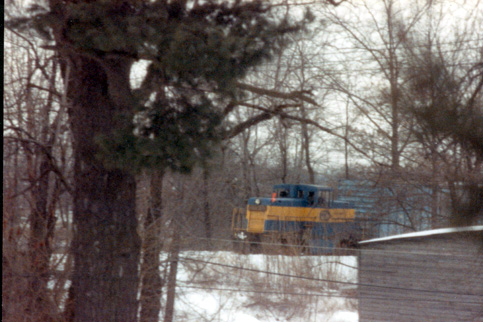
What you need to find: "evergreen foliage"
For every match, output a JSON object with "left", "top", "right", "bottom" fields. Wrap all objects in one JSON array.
[
  {"left": 402, "top": 51, "right": 483, "bottom": 225},
  {"left": 12, "top": 0, "right": 309, "bottom": 173},
  {"left": 405, "top": 59, "right": 483, "bottom": 158}
]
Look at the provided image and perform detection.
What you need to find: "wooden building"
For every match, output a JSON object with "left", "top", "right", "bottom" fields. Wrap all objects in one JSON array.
[{"left": 358, "top": 226, "right": 483, "bottom": 322}]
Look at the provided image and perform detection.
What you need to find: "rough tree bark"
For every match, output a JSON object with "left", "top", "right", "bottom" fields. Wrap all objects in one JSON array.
[
  {"left": 27, "top": 141, "right": 59, "bottom": 322},
  {"left": 300, "top": 103, "right": 315, "bottom": 184},
  {"left": 140, "top": 170, "right": 165, "bottom": 322},
  {"left": 202, "top": 166, "right": 212, "bottom": 248},
  {"left": 164, "top": 220, "right": 181, "bottom": 322},
  {"left": 60, "top": 55, "right": 141, "bottom": 322}
]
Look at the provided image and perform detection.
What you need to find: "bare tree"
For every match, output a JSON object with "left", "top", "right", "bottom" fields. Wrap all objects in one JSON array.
[
  {"left": 325, "top": 0, "right": 434, "bottom": 171},
  {"left": 399, "top": 1, "right": 483, "bottom": 226},
  {"left": 4, "top": 24, "right": 72, "bottom": 322}
]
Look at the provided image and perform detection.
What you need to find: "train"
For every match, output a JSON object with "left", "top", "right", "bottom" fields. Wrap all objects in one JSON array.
[{"left": 232, "top": 184, "right": 360, "bottom": 254}]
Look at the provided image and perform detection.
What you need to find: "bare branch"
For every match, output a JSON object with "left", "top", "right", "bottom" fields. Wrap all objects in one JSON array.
[
  {"left": 4, "top": 134, "right": 73, "bottom": 195},
  {"left": 236, "top": 82, "right": 319, "bottom": 106}
]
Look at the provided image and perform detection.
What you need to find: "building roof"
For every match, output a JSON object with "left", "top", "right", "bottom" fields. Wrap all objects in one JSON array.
[{"left": 359, "top": 225, "right": 483, "bottom": 244}]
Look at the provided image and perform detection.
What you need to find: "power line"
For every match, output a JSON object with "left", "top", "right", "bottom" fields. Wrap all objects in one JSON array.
[
  {"left": 12, "top": 253, "right": 476, "bottom": 299},
  {"left": 177, "top": 285, "right": 483, "bottom": 305},
  {"left": 258, "top": 61, "right": 482, "bottom": 76},
  {"left": 178, "top": 256, "right": 483, "bottom": 298},
  {"left": 272, "top": 47, "right": 483, "bottom": 66},
  {"left": 6, "top": 251, "right": 481, "bottom": 304},
  {"left": 324, "top": 40, "right": 483, "bottom": 53},
  {"left": 179, "top": 284, "right": 353, "bottom": 299},
  {"left": 5, "top": 268, "right": 481, "bottom": 304}
]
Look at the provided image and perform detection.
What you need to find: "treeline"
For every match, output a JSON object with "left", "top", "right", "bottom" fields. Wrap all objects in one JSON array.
[{"left": 3, "top": 0, "right": 482, "bottom": 321}]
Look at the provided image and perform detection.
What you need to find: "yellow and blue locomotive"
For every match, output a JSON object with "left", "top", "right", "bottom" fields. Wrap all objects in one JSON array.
[{"left": 232, "top": 184, "right": 359, "bottom": 254}]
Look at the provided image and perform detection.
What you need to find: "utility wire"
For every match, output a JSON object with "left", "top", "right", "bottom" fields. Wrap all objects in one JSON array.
[
  {"left": 257, "top": 62, "right": 482, "bottom": 75},
  {"left": 267, "top": 49, "right": 483, "bottom": 66},
  {"left": 13, "top": 253, "right": 477, "bottom": 299},
  {"left": 323, "top": 40, "right": 483, "bottom": 53},
  {"left": 178, "top": 256, "right": 483, "bottom": 298},
  {"left": 5, "top": 266, "right": 482, "bottom": 303},
  {"left": 177, "top": 285, "right": 483, "bottom": 305}
]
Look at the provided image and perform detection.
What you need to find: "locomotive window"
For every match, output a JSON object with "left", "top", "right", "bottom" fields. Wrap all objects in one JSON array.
[
  {"left": 307, "top": 191, "right": 315, "bottom": 205},
  {"left": 278, "top": 189, "right": 289, "bottom": 197},
  {"left": 297, "top": 190, "right": 304, "bottom": 198}
]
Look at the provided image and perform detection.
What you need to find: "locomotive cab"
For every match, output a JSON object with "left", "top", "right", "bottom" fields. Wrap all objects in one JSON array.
[{"left": 271, "top": 184, "right": 331, "bottom": 206}]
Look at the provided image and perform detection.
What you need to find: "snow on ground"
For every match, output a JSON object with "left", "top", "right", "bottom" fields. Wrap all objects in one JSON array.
[
  {"left": 167, "top": 251, "right": 358, "bottom": 322},
  {"left": 49, "top": 250, "right": 358, "bottom": 321}
]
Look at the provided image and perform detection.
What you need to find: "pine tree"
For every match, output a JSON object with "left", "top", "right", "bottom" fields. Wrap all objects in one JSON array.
[{"left": 9, "top": 1, "right": 308, "bottom": 321}]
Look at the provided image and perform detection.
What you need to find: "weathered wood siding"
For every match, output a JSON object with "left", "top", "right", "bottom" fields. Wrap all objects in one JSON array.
[{"left": 358, "top": 232, "right": 483, "bottom": 322}]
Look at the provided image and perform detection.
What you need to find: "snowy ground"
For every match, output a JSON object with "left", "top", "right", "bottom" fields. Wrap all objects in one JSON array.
[
  {"left": 168, "top": 251, "right": 358, "bottom": 322},
  {"left": 49, "top": 250, "right": 358, "bottom": 321}
]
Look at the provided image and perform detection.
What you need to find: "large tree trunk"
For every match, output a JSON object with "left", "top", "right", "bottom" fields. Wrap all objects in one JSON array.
[
  {"left": 202, "top": 167, "right": 212, "bottom": 248},
  {"left": 27, "top": 151, "right": 59, "bottom": 322},
  {"left": 62, "top": 54, "right": 141, "bottom": 322},
  {"left": 164, "top": 225, "right": 180, "bottom": 322},
  {"left": 140, "top": 170, "right": 165, "bottom": 322},
  {"left": 300, "top": 103, "right": 315, "bottom": 184}
]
